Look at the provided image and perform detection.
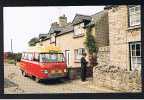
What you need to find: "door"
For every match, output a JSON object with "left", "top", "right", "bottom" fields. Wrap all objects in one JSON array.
[{"left": 65, "top": 50, "right": 70, "bottom": 67}]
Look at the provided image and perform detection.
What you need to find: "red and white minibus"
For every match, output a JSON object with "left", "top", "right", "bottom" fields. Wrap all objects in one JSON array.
[{"left": 19, "top": 45, "right": 67, "bottom": 82}]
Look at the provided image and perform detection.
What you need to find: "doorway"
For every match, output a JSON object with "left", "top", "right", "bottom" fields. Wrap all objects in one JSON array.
[{"left": 65, "top": 50, "right": 70, "bottom": 67}]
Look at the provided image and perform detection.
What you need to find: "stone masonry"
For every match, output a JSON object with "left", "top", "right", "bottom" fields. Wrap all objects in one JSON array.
[
  {"left": 93, "top": 65, "right": 141, "bottom": 92},
  {"left": 97, "top": 46, "right": 110, "bottom": 65},
  {"left": 93, "top": 5, "right": 141, "bottom": 92}
]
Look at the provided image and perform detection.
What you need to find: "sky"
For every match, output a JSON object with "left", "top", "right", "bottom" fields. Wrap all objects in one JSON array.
[{"left": 4, "top": 6, "right": 105, "bottom": 53}]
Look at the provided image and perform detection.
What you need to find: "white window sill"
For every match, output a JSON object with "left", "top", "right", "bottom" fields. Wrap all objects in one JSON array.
[{"left": 127, "top": 25, "right": 141, "bottom": 31}]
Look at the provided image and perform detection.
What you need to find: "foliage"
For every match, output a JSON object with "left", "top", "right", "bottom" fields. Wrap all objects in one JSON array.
[
  {"left": 7, "top": 59, "right": 15, "bottom": 64},
  {"left": 49, "top": 50, "right": 61, "bottom": 53},
  {"left": 28, "top": 37, "right": 39, "bottom": 46},
  {"left": 7, "top": 52, "right": 15, "bottom": 60},
  {"left": 15, "top": 53, "right": 22, "bottom": 62},
  {"left": 6, "top": 52, "right": 22, "bottom": 63},
  {"left": 84, "top": 27, "right": 97, "bottom": 54},
  {"left": 84, "top": 26, "right": 98, "bottom": 66}
]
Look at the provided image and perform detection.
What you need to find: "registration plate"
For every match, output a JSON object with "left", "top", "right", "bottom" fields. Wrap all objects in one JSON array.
[
  {"left": 51, "top": 70, "right": 62, "bottom": 74},
  {"left": 49, "top": 70, "right": 64, "bottom": 78}
]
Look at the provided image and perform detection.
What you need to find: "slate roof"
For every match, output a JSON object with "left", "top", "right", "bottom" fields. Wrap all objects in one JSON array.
[
  {"left": 48, "top": 23, "right": 63, "bottom": 34},
  {"left": 91, "top": 11, "right": 107, "bottom": 23},
  {"left": 39, "top": 34, "right": 47, "bottom": 39},
  {"left": 40, "top": 35, "right": 51, "bottom": 41},
  {"left": 84, "top": 21, "right": 95, "bottom": 28},
  {"left": 72, "top": 14, "right": 92, "bottom": 25},
  {"left": 37, "top": 11, "right": 107, "bottom": 42},
  {"left": 104, "top": 5, "right": 119, "bottom": 9},
  {"left": 48, "top": 14, "right": 92, "bottom": 36},
  {"left": 57, "top": 23, "right": 73, "bottom": 36}
]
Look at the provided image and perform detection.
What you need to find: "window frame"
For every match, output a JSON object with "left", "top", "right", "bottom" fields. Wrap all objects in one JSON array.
[
  {"left": 50, "top": 34, "right": 56, "bottom": 44},
  {"left": 33, "top": 52, "right": 39, "bottom": 62},
  {"left": 27, "top": 53, "right": 33, "bottom": 61},
  {"left": 73, "top": 23, "right": 85, "bottom": 37},
  {"left": 128, "top": 5, "right": 141, "bottom": 27},
  {"left": 129, "top": 41, "right": 141, "bottom": 70},
  {"left": 39, "top": 53, "right": 64, "bottom": 63},
  {"left": 74, "top": 48, "right": 85, "bottom": 62}
]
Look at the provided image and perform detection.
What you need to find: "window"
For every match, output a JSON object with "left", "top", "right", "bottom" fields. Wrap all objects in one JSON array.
[
  {"left": 130, "top": 42, "right": 141, "bottom": 70},
  {"left": 129, "top": 5, "right": 140, "bottom": 27},
  {"left": 28, "top": 53, "right": 33, "bottom": 61},
  {"left": 50, "top": 34, "right": 55, "bottom": 43},
  {"left": 39, "top": 53, "right": 64, "bottom": 62},
  {"left": 74, "top": 48, "right": 85, "bottom": 61},
  {"left": 74, "top": 23, "right": 84, "bottom": 36},
  {"left": 22, "top": 53, "right": 25, "bottom": 59},
  {"left": 34, "top": 53, "right": 39, "bottom": 61},
  {"left": 23, "top": 53, "right": 28, "bottom": 60}
]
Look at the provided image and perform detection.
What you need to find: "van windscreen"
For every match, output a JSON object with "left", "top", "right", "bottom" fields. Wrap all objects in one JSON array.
[{"left": 39, "top": 53, "right": 64, "bottom": 62}]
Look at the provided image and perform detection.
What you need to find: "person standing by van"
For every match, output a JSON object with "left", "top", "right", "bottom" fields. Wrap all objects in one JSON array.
[{"left": 80, "top": 52, "right": 88, "bottom": 82}]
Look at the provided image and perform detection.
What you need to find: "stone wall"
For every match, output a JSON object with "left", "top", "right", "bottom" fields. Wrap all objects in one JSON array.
[
  {"left": 107, "top": 5, "right": 141, "bottom": 70},
  {"left": 108, "top": 5, "right": 130, "bottom": 70},
  {"left": 92, "top": 10, "right": 109, "bottom": 47},
  {"left": 68, "top": 67, "right": 93, "bottom": 80},
  {"left": 97, "top": 46, "right": 110, "bottom": 65},
  {"left": 93, "top": 65, "right": 141, "bottom": 92}
]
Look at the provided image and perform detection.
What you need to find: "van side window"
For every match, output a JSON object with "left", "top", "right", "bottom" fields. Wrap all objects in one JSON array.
[
  {"left": 34, "top": 53, "right": 39, "bottom": 61},
  {"left": 23, "top": 53, "right": 26, "bottom": 59},
  {"left": 24, "top": 53, "right": 28, "bottom": 60},
  {"left": 28, "top": 53, "right": 33, "bottom": 61},
  {"left": 22, "top": 53, "right": 25, "bottom": 59}
]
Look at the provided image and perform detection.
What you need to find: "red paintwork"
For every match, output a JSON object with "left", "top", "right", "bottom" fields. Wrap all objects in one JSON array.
[{"left": 20, "top": 58, "right": 67, "bottom": 79}]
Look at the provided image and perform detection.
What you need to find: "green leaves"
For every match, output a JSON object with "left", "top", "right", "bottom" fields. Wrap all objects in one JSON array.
[
  {"left": 48, "top": 50, "right": 61, "bottom": 53},
  {"left": 28, "top": 37, "right": 39, "bottom": 46},
  {"left": 84, "top": 27, "right": 97, "bottom": 54}
]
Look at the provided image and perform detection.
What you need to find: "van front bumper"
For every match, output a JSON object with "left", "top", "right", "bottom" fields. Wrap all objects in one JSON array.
[{"left": 40, "top": 72, "right": 67, "bottom": 80}]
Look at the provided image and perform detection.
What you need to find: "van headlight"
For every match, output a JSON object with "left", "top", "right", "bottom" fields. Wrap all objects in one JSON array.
[
  {"left": 64, "top": 69, "right": 67, "bottom": 72},
  {"left": 43, "top": 70, "right": 49, "bottom": 74}
]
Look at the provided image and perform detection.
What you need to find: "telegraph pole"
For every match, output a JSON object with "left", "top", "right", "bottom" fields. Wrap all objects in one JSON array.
[{"left": 11, "top": 39, "right": 13, "bottom": 53}]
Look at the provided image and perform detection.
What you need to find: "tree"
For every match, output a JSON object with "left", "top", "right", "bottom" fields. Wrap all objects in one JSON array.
[
  {"left": 84, "top": 26, "right": 98, "bottom": 66},
  {"left": 28, "top": 37, "right": 39, "bottom": 46},
  {"left": 15, "top": 53, "right": 22, "bottom": 62}
]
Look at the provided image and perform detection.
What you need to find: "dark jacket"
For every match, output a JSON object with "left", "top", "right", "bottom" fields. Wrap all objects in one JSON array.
[
  {"left": 81, "top": 57, "right": 87, "bottom": 68},
  {"left": 80, "top": 56, "right": 87, "bottom": 81}
]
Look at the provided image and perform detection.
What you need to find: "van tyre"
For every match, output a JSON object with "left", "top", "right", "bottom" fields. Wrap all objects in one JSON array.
[
  {"left": 35, "top": 77, "right": 41, "bottom": 83},
  {"left": 22, "top": 71, "right": 27, "bottom": 77}
]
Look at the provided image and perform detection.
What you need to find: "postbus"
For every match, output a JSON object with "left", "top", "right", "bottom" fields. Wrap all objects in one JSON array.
[{"left": 19, "top": 45, "right": 67, "bottom": 82}]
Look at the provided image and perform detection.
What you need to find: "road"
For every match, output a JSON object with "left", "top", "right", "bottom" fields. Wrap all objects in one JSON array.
[{"left": 4, "top": 63, "right": 117, "bottom": 94}]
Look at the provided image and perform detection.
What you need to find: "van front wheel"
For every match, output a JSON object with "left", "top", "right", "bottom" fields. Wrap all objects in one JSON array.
[
  {"left": 35, "top": 77, "right": 41, "bottom": 83},
  {"left": 22, "top": 71, "right": 27, "bottom": 77}
]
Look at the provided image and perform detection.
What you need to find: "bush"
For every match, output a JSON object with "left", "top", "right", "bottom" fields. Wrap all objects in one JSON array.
[
  {"left": 7, "top": 59, "right": 15, "bottom": 64},
  {"left": 7, "top": 52, "right": 15, "bottom": 60},
  {"left": 84, "top": 27, "right": 97, "bottom": 54},
  {"left": 6, "top": 52, "right": 22, "bottom": 62},
  {"left": 84, "top": 27, "right": 98, "bottom": 66},
  {"left": 15, "top": 53, "right": 22, "bottom": 62}
]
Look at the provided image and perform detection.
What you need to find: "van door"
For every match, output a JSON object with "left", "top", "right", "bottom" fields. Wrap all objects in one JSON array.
[
  {"left": 21, "top": 53, "right": 29, "bottom": 74},
  {"left": 27, "top": 53, "right": 34, "bottom": 75}
]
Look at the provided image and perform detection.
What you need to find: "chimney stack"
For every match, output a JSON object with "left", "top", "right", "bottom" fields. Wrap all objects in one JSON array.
[
  {"left": 51, "top": 22, "right": 59, "bottom": 27},
  {"left": 59, "top": 14, "right": 67, "bottom": 27}
]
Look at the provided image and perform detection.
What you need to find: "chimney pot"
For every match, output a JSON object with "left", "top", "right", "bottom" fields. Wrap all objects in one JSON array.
[{"left": 59, "top": 14, "right": 67, "bottom": 27}]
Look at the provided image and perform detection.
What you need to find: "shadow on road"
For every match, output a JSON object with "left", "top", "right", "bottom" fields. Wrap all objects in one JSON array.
[
  {"left": 40, "top": 78, "right": 71, "bottom": 85},
  {"left": 4, "top": 78, "right": 18, "bottom": 88},
  {"left": 26, "top": 76, "right": 71, "bottom": 85}
]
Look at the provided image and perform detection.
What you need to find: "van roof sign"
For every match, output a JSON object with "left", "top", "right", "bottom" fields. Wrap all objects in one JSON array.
[{"left": 27, "top": 45, "right": 62, "bottom": 53}]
